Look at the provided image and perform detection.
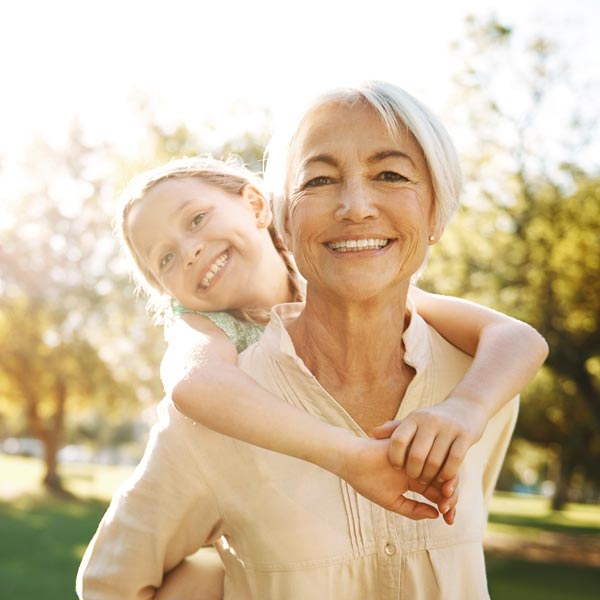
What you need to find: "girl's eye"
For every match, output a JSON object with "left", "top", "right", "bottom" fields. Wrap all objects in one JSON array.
[
  {"left": 304, "top": 176, "right": 334, "bottom": 188},
  {"left": 159, "top": 252, "right": 174, "bottom": 270},
  {"left": 376, "top": 171, "right": 409, "bottom": 182},
  {"left": 191, "top": 213, "right": 206, "bottom": 228}
]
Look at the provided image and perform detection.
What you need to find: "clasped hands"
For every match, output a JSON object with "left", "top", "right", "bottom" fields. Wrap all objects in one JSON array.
[{"left": 339, "top": 397, "right": 489, "bottom": 525}]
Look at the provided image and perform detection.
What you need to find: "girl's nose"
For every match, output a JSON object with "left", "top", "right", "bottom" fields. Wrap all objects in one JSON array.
[{"left": 184, "top": 242, "right": 203, "bottom": 269}]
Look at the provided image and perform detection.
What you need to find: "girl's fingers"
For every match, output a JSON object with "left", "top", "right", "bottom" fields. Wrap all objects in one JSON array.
[
  {"left": 405, "top": 428, "right": 436, "bottom": 480},
  {"left": 388, "top": 420, "right": 418, "bottom": 469},
  {"left": 418, "top": 435, "right": 455, "bottom": 484},
  {"left": 436, "top": 438, "right": 470, "bottom": 483}
]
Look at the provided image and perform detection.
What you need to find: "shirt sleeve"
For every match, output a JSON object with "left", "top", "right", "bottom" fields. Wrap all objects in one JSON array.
[{"left": 76, "top": 400, "right": 222, "bottom": 600}]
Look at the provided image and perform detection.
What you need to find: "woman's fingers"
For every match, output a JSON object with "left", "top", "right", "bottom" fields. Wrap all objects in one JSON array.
[
  {"left": 370, "top": 420, "right": 402, "bottom": 439},
  {"left": 386, "top": 495, "right": 439, "bottom": 520}
]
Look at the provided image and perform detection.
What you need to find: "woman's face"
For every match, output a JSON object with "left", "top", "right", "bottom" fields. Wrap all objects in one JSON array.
[{"left": 285, "top": 101, "right": 435, "bottom": 302}]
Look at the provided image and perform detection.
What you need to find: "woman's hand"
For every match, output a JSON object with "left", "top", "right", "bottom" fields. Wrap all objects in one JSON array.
[
  {"left": 371, "top": 397, "right": 488, "bottom": 485},
  {"left": 338, "top": 437, "right": 458, "bottom": 524}
]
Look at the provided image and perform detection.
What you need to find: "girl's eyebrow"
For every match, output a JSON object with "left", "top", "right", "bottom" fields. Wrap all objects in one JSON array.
[{"left": 145, "top": 200, "right": 195, "bottom": 259}]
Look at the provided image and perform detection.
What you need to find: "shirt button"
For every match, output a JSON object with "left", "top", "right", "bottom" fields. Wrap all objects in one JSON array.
[{"left": 384, "top": 543, "right": 396, "bottom": 556}]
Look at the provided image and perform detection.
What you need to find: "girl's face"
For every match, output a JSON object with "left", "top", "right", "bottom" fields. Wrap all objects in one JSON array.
[
  {"left": 285, "top": 101, "right": 435, "bottom": 302},
  {"left": 127, "top": 177, "right": 272, "bottom": 311}
]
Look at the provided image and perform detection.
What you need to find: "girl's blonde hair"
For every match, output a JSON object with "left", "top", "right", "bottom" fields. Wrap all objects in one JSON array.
[{"left": 116, "top": 155, "right": 304, "bottom": 324}]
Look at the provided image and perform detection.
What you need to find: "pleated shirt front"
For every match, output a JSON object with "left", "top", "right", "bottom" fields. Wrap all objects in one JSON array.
[{"left": 77, "top": 301, "right": 518, "bottom": 600}]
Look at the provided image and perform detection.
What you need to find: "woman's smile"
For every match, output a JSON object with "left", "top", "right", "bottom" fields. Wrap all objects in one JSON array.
[{"left": 324, "top": 237, "right": 392, "bottom": 253}]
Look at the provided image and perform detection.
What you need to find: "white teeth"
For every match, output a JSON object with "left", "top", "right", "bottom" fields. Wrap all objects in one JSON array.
[
  {"left": 326, "top": 238, "right": 390, "bottom": 252},
  {"left": 200, "top": 252, "right": 229, "bottom": 288}
]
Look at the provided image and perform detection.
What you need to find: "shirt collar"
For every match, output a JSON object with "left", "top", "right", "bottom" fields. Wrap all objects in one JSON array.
[{"left": 260, "top": 297, "right": 431, "bottom": 374}]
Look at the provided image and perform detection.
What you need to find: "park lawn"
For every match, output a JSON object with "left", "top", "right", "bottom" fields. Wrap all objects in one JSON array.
[
  {"left": 1, "top": 456, "right": 599, "bottom": 599},
  {"left": 0, "top": 455, "right": 133, "bottom": 600}
]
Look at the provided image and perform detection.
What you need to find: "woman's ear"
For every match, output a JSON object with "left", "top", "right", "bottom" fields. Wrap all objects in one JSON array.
[{"left": 241, "top": 184, "right": 272, "bottom": 228}]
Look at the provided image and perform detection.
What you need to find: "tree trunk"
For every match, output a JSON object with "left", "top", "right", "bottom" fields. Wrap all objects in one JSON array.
[
  {"left": 41, "top": 433, "right": 62, "bottom": 490},
  {"left": 551, "top": 448, "right": 572, "bottom": 511},
  {"left": 23, "top": 378, "right": 66, "bottom": 491},
  {"left": 42, "top": 377, "right": 67, "bottom": 490}
]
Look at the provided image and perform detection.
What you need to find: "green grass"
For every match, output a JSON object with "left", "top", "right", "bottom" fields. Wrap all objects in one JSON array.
[
  {"left": 0, "top": 495, "right": 108, "bottom": 599},
  {"left": 488, "top": 491, "right": 600, "bottom": 535},
  {"left": 486, "top": 556, "right": 600, "bottom": 600},
  {"left": 0, "top": 455, "right": 133, "bottom": 600},
  {"left": 1, "top": 456, "right": 599, "bottom": 599}
]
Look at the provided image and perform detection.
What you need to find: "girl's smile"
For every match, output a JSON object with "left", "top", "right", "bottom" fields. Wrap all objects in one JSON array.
[{"left": 127, "top": 177, "right": 279, "bottom": 312}]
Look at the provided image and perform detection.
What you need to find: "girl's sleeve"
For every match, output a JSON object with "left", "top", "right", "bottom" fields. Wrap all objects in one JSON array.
[{"left": 76, "top": 400, "right": 222, "bottom": 600}]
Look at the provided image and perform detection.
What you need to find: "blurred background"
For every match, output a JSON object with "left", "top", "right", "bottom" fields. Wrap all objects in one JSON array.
[{"left": 0, "top": 1, "right": 598, "bottom": 598}]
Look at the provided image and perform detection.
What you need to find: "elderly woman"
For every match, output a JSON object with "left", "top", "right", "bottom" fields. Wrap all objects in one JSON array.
[{"left": 78, "top": 82, "right": 523, "bottom": 599}]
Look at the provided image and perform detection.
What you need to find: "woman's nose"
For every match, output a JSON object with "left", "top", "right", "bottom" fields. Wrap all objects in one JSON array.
[{"left": 335, "top": 182, "right": 378, "bottom": 222}]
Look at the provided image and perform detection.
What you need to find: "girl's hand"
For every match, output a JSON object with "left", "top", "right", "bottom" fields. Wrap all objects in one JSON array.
[
  {"left": 370, "top": 397, "right": 489, "bottom": 486},
  {"left": 339, "top": 437, "right": 458, "bottom": 524}
]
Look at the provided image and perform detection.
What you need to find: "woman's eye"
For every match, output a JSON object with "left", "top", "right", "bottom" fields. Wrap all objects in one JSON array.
[
  {"left": 304, "top": 176, "right": 333, "bottom": 188},
  {"left": 191, "top": 213, "right": 206, "bottom": 228},
  {"left": 376, "top": 171, "right": 408, "bottom": 182},
  {"left": 159, "top": 252, "right": 174, "bottom": 270}
]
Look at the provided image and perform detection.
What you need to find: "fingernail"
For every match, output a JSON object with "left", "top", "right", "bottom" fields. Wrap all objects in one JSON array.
[
  {"left": 441, "top": 504, "right": 450, "bottom": 514},
  {"left": 448, "top": 486, "right": 455, "bottom": 495}
]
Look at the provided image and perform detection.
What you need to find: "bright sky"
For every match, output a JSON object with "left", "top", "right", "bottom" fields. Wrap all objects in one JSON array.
[{"left": 0, "top": 0, "right": 598, "bottom": 168}]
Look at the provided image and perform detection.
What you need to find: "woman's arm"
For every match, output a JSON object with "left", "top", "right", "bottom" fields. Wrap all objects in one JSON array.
[
  {"left": 163, "top": 314, "right": 458, "bottom": 522},
  {"left": 76, "top": 401, "right": 222, "bottom": 599},
  {"left": 372, "top": 286, "right": 548, "bottom": 484}
]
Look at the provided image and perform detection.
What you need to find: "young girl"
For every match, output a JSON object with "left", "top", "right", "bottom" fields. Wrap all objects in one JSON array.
[{"left": 117, "top": 154, "right": 547, "bottom": 509}]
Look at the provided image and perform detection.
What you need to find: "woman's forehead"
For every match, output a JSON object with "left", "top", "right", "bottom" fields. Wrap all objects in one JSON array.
[{"left": 288, "top": 101, "right": 422, "bottom": 170}]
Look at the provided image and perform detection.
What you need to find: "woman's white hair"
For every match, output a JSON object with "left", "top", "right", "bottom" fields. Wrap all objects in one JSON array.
[{"left": 264, "top": 80, "right": 462, "bottom": 242}]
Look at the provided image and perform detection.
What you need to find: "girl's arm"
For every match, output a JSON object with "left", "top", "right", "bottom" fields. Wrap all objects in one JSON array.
[
  {"left": 372, "top": 285, "right": 549, "bottom": 484},
  {"left": 162, "top": 313, "right": 458, "bottom": 523}
]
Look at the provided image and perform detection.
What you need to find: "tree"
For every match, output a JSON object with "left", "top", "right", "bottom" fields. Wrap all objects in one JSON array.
[
  {"left": 422, "top": 16, "right": 600, "bottom": 508},
  {"left": 0, "top": 109, "right": 271, "bottom": 490},
  {"left": 0, "top": 124, "right": 164, "bottom": 489}
]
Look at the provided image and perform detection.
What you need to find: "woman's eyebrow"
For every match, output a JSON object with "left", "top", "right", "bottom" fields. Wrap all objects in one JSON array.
[
  {"left": 301, "top": 154, "right": 339, "bottom": 170},
  {"left": 367, "top": 150, "right": 416, "bottom": 166}
]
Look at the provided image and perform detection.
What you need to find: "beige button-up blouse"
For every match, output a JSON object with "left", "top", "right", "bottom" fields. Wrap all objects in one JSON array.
[{"left": 77, "top": 301, "right": 518, "bottom": 600}]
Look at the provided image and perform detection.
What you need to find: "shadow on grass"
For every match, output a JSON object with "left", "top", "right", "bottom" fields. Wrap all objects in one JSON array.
[{"left": 0, "top": 493, "right": 109, "bottom": 600}]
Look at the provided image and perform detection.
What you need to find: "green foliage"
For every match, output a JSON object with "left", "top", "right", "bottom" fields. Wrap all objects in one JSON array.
[{"left": 424, "top": 16, "right": 600, "bottom": 505}]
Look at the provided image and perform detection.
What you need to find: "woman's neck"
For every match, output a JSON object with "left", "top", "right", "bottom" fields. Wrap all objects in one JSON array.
[
  {"left": 288, "top": 284, "right": 411, "bottom": 387},
  {"left": 286, "top": 283, "right": 414, "bottom": 431}
]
